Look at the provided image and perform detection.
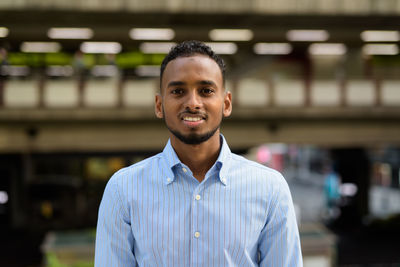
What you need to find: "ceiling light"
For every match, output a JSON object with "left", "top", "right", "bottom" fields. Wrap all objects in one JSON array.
[
  {"left": 139, "top": 42, "right": 176, "bottom": 53},
  {"left": 253, "top": 43, "right": 292, "bottom": 55},
  {"left": 48, "top": 27, "right": 93, "bottom": 39},
  {"left": 135, "top": 65, "right": 160, "bottom": 77},
  {"left": 361, "top": 30, "right": 400, "bottom": 42},
  {"left": 130, "top": 28, "right": 175, "bottom": 40},
  {"left": 80, "top": 42, "right": 122, "bottom": 54},
  {"left": 209, "top": 29, "right": 253, "bottom": 41},
  {"left": 286, "top": 30, "right": 329, "bottom": 42},
  {"left": 0, "top": 27, "right": 9, "bottom": 38},
  {"left": 21, "top": 42, "right": 61, "bottom": 53},
  {"left": 308, "top": 43, "right": 347, "bottom": 55},
  {"left": 362, "top": 44, "right": 399, "bottom": 55},
  {"left": 205, "top": 42, "right": 237, "bottom": 54}
]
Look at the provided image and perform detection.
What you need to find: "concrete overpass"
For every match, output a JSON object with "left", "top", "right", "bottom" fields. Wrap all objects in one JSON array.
[{"left": 1, "top": 105, "right": 400, "bottom": 153}]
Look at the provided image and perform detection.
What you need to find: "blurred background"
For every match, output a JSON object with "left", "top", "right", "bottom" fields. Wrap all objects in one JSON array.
[{"left": 1, "top": 0, "right": 400, "bottom": 266}]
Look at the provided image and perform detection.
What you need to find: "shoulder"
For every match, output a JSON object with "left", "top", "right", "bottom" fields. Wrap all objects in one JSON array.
[
  {"left": 103, "top": 152, "right": 164, "bottom": 204},
  {"left": 228, "top": 153, "right": 289, "bottom": 192},
  {"left": 231, "top": 153, "right": 284, "bottom": 178},
  {"left": 107, "top": 152, "right": 163, "bottom": 185}
]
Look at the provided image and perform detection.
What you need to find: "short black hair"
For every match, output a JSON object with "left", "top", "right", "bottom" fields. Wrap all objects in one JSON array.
[{"left": 160, "top": 40, "right": 226, "bottom": 86}]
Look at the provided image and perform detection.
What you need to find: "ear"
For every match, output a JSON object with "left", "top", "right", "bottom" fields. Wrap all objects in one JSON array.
[
  {"left": 223, "top": 91, "right": 232, "bottom": 117},
  {"left": 155, "top": 93, "right": 163, "bottom": 118}
]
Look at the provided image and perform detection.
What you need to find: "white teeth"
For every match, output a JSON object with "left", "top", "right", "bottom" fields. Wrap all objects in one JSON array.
[{"left": 183, "top": 116, "right": 202, "bottom": 122}]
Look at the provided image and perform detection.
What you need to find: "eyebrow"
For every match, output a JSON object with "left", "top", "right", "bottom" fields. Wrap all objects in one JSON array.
[
  {"left": 167, "top": 81, "right": 186, "bottom": 88},
  {"left": 167, "top": 80, "right": 217, "bottom": 88},
  {"left": 198, "top": 80, "right": 217, "bottom": 87}
]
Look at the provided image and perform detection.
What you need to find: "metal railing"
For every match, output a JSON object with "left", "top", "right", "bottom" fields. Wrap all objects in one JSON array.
[{"left": 1, "top": 75, "right": 400, "bottom": 112}]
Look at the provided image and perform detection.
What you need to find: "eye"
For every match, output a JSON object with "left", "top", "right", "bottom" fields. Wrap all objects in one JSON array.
[
  {"left": 200, "top": 88, "right": 214, "bottom": 95},
  {"left": 171, "top": 88, "right": 184, "bottom": 95}
]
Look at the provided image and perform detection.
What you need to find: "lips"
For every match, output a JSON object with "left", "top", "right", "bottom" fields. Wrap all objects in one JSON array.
[
  {"left": 180, "top": 112, "right": 206, "bottom": 127},
  {"left": 180, "top": 111, "right": 207, "bottom": 120},
  {"left": 183, "top": 116, "right": 202, "bottom": 122}
]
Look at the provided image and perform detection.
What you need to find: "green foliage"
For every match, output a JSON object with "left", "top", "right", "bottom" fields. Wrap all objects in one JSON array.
[
  {"left": 6, "top": 51, "right": 165, "bottom": 70},
  {"left": 116, "top": 52, "right": 165, "bottom": 68},
  {"left": 116, "top": 52, "right": 145, "bottom": 68},
  {"left": 8, "top": 53, "right": 43, "bottom": 67},
  {"left": 46, "top": 253, "right": 68, "bottom": 267},
  {"left": 45, "top": 53, "right": 73, "bottom": 65},
  {"left": 45, "top": 252, "right": 94, "bottom": 267}
]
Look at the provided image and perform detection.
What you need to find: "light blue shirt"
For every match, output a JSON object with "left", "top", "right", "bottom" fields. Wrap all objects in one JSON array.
[{"left": 95, "top": 135, "right": 302, "bottom": 267}]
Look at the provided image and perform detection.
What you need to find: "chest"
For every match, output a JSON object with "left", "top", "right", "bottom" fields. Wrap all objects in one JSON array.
[{"left": 127, "top": 179, "right": 268, "bottom": 265}]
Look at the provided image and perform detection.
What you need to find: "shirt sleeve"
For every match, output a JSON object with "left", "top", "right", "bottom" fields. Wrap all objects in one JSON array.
[
  {"left": 95, "top": 176, "right": 137, "bottom": 267},
  {"left": 258, "top": 173, "right": 303, "bottom": 267}
]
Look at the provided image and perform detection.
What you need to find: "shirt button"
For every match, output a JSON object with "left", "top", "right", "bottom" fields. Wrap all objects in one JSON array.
[
  {"left": 221, "top": 178, "right": 227, "bottom": 183},
  {"left": 194, "top": 231, "right": 200, "bottom": 238},
  {"left": 167, "top": 177, "right": 172, "bottom": 183},
  {"left": 195, "top": 194, "right": 201, "bottom": 201},
  {"left": 182, "top": 167, "right": 187, "bottom": 173}
]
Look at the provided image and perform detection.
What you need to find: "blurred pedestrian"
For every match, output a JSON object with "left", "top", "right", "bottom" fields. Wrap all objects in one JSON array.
[{"left": 324, "top": 164, "right": 341, "bottom": 219}]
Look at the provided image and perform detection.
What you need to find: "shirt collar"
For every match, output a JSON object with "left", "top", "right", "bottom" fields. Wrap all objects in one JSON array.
[
  {"left": 215, "top": 134, "right": 231, "bottom": 185},
  {"left": 161, "top": 139, "right": 181, "bottom": 185},
  {"left": 161, "top": 134, "right": 232, "bottom": 186}
]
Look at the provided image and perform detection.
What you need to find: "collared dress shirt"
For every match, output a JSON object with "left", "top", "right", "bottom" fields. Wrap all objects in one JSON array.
[{"left": 95, "top": 135, "right": 302, "bottom": 267}]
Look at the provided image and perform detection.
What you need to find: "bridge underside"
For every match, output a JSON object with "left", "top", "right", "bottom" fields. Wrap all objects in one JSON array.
[{"left": 2, "top": 107, "right": 400, "bottom": 153}]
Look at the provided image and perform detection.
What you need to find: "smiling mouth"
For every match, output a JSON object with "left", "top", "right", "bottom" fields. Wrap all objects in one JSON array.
[
  {"left": 180, "top": 111, "right": 207, "bottom": 122},
  {"left": 182, "top": 116, "right": 203, "bottom": 122}
]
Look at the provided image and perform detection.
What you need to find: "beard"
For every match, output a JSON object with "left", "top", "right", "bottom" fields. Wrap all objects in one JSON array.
[{"left": 163, "top": 108, "right": 222, "bottom": 145}]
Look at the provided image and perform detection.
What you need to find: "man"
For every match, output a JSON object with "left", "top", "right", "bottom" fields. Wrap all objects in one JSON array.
[{"left": 95, "top": 40, "right": 302, "bottom": 266}]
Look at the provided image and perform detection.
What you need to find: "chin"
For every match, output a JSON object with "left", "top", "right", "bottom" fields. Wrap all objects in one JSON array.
[{"left": 169, "top": 127, "right": 219, "bottom": 145}]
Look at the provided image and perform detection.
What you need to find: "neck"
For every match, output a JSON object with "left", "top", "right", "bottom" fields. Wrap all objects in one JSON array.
[{"left": 171, "top": 132, "right": 221, "bottom": 182}]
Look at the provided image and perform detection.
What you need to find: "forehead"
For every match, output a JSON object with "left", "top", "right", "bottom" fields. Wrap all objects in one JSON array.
[{"left": 161, "top": 55, "right": 223, "bottom": 88}]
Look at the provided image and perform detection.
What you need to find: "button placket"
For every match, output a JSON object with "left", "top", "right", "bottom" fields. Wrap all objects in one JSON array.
[{"left": 191, "top": 185, "right": 203, "bottom": 244}]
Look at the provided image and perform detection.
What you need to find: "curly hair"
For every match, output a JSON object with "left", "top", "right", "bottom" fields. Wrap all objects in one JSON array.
[{"left": 160, "top": 40, "right": 226, "bottom": 86}]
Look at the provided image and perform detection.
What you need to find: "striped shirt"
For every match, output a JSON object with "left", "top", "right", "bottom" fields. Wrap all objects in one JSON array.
[{"left": 95, "top": 135, "right": 302, "bottom": 267}]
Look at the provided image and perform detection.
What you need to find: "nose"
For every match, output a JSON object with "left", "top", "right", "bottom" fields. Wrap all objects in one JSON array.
[{"left": 184, "top": 91, "right": 202, "bottom": 110}]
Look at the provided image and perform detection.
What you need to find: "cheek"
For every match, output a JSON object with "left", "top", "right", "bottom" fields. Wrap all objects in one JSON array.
[
  {"left": 213, "top": 100, "right": 225, "bottom": 114},
  {"left": 162, "top": 104, "right": 177, "bottom": 121}
]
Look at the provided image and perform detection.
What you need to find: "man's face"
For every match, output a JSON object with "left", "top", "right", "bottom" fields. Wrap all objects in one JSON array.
[{"left": 155, "top": 55, "right": 232, "bottom": 145}]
